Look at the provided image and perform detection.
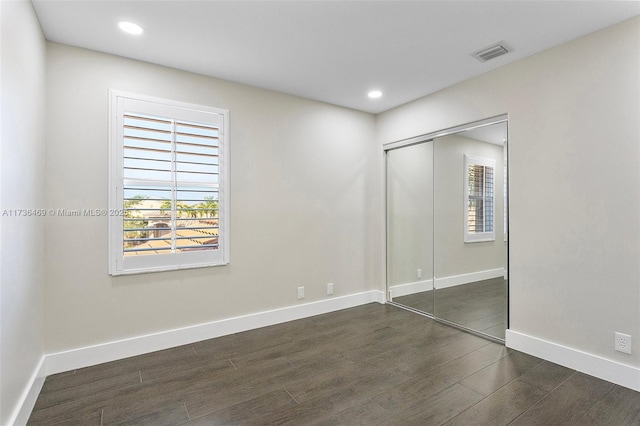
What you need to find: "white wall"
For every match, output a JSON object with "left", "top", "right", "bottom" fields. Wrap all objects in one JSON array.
[
  {"left": 377, "top": 17, "right": 640, "bottom": 368},
  {"left": 0, "top": 1, "right": 47, "bottom": 424},
  {"left": 44, "top": 42, "right": 378, "bottom": 353}
]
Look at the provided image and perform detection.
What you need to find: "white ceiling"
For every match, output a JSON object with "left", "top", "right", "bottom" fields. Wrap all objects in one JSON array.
[{"left": 32, "top": 1, "right": 640, "bottom": 114}]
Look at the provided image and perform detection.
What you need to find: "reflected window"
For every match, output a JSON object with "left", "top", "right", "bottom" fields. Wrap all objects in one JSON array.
[{"left": 464, "top": 154, "right": 495, "bottom": 242}]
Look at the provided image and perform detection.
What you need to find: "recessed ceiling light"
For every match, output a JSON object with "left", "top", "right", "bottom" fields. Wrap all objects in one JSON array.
[
  {"left": 118, "top": 21, "right": 144, "bottom": 35},
  {"left": 368, "top": 90, "right": 382, "bottom": 99}
]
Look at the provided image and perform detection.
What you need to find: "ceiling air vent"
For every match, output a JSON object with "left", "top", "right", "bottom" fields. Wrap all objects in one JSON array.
[{"left": 472, "top": 41, "right": 511, "bottom": 63}]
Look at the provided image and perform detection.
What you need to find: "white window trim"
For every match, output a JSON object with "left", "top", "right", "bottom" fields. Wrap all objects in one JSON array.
[
  {"left": 108, "top": 90, "right": 230, "bottom": 275},
  {"left": 464, "top": 153, "right": 495, "bottom": 243}
]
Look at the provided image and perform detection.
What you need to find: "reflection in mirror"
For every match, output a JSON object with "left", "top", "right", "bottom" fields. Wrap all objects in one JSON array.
[
  {"left": 386, "top": 141, "right": 434, "bottom": 315},
  {"left": 433, "top": 122, "right": 507, "bottom": 340}
]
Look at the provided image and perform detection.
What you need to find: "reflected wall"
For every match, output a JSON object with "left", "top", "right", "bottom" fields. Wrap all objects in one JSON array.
[{"left": 387, "top": 142, "right": 434, "bottom": 315}]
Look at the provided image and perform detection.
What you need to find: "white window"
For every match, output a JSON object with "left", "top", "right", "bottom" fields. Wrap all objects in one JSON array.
[
  {"left": 464, "top": 154, "right": 495, "bottom": 243},
  {"left": 109, "top": 91, "right": 229, "bottom": 275}
]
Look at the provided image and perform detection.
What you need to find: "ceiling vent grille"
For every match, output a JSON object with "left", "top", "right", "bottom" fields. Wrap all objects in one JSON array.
[{"left": 472, "top": 42, "right": 511, "bottom": 62}]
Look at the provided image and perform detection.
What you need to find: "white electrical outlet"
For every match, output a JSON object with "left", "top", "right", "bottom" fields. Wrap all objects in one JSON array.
[
  {"left": 417, "top": 269, "right": 422, "bottom": 279},
  {"left": 297, "top": 286, "right": 304, "bottom": 300},
  {"left": 327, "top": 283, "right": 334, "bottom": 295},
  {"left": 615, "top": 332, "right": 632, "bottom": 354}
]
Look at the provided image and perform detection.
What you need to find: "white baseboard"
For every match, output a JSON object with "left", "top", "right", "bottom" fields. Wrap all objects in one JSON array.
[
  {"left": 8, "top": 356, "right": 47, "bottom": 426},
  {"left": 389, "top": 279, "right": 433, "bottom": 298},
  {"left": 45, "top": 290, "right": 384, "bottom": 376},
  {"left": 389, "top": 269, "right": 505, "bottom": 298},
  {"left": 10, "top": 290, "right": 383, "bottom": 425},
  {"left": 506, "top": 330, "right": 640, "bottom": 392},
  {"left": 435, "top": 268, "right": 505, "bottom": 290}
]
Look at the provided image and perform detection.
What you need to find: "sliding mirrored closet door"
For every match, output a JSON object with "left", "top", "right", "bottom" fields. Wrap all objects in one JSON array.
[
  {"left": 386, "top": 141, "right": 434, "bottom": 315},
  {"left": 433, "top": 121, "right": 508, "bottom": 340},
  {"left": 386, "top": 117, "right": 508, "bottom": 341}
]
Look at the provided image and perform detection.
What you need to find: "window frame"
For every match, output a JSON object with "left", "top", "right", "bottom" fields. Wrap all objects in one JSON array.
[
  {"left": 464, "top": 153, "right": 495, "bottom": 243},
  {"left": 108, "top": 90, "right": 230, "bottom": 275}
]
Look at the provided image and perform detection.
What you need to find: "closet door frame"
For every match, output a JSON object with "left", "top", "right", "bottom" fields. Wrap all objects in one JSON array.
[{"left": 383, "top": 114, "right": 509, "bottom": 342}]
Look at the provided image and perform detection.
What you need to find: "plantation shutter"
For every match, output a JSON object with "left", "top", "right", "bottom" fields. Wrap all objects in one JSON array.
[
  {"left": 464, "top": 154, "right": 495, "bottom": 243},
  {"left": 110, "top": 92, "right": 229, "bottom": 275}
]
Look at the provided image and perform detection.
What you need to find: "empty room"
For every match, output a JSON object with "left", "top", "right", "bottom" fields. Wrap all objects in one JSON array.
[{"left": 1, "top": 1, "right": 639, "bottom": 425}]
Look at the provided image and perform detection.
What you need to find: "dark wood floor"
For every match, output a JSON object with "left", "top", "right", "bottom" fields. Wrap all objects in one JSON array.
[
  {"left": 394, "top": 278, "right": 507, "bottom": 339},
  {"left": 28, "top": 303, "right": 639, "bottom": 425}
]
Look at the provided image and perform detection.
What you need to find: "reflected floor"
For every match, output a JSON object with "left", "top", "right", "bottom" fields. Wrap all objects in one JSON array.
[{"left": 393, "top": 278, "right": 507, "bottom": 340}]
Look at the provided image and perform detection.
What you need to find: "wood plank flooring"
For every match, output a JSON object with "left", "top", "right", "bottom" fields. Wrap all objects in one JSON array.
[{"left": 28, "top": 303, "right": 640, "bottom": 425}]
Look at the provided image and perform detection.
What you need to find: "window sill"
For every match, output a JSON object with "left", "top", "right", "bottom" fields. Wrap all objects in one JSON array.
[{"left": 110, "top": 260, "right": 229, "bottom": 276}]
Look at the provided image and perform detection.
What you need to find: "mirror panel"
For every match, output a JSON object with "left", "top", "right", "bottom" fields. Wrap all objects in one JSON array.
[
  {"left": 386, "top": 141, "right": 434, "bottom": 315},
  {"left": 433, "top": 122, "right": 507, "bottom": 339}
]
